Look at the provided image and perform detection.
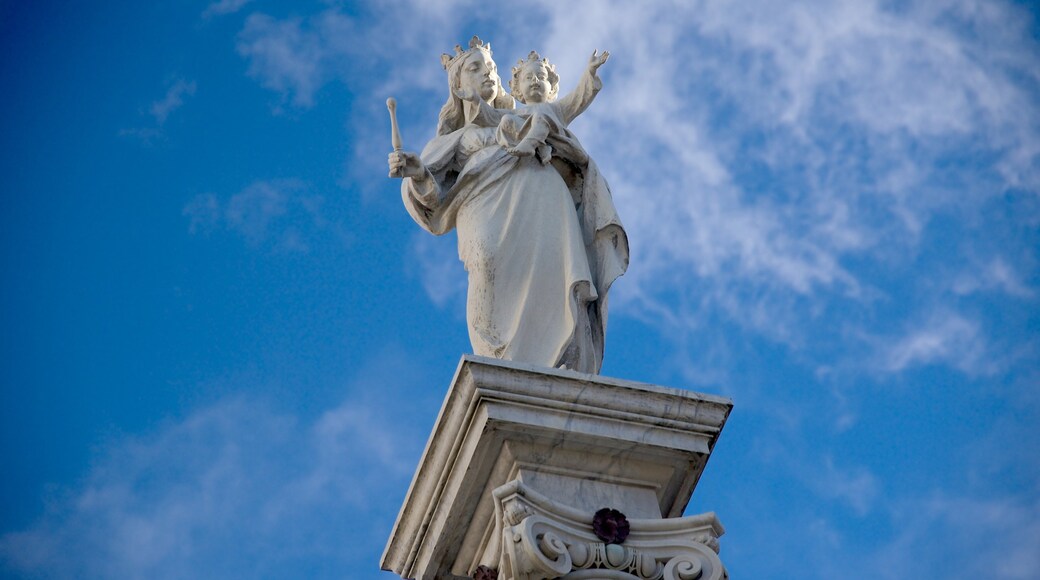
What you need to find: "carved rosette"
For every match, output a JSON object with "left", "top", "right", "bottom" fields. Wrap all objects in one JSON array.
[
  {"left": 487, "top": 480, "right": 728, "bottom": 580},
  {"left": 592, "top": 508, "right": 630, "bottom": 544}
]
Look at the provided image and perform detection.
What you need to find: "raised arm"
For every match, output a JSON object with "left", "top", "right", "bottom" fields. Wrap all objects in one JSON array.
[{"left": 556, "top": 49, "right": 609, "bottom": 125}]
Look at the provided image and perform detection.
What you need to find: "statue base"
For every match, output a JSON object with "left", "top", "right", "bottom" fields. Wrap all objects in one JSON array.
[{"left": 380, "top": 355, "right": 733, "bottom": 580}]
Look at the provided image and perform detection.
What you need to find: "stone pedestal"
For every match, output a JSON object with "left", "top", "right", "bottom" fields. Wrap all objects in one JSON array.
[{"left": 381, "top": 356, "right": 732, "bottom": 580}]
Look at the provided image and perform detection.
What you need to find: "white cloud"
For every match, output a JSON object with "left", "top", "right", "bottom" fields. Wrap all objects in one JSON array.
[
  {"left": 953, "top": 256, "right": 1035, "bottom": 298},
  {"left": 183, "top": 192, "right": 221, "bottom": 234},
  {"left": 535, "top": 1, "right": 1035, "bottom": 285},
  {"left": 0, "top": 355, "right": 433, "bottom": 579},
  {"left": 183, "top": 179, "right": 328, "bottom": 253},
  {"left": 875, "top": 311, "right": 994, "bottom": 376},
  {"left": 232, "top": 0, "right": 1039, "bottom": 381},
  {"left": 236, "top": 11, "right": 356, "bottom": 108},
  {"left": 780, "top": 491, "right": 1040, "bottom": 579},
  {"left": 715, "top": 406, "right": 1040, "bottom": 578},
  {"left": 225, "top": 180, "right": 291, "bottom": 242},
  {"left": 202, "top": 0, "right": 253, "bottom": 19},
  {"left": 150, "top": 79, "right": 196, "bottom": 125},
  {"left": 814, "top": 456, "right": 879, "bottom": 516},
  {"left": 526, "top": 0, "right": 1038, "bottom": 381},
  {"left": 748, "top": 418, "right": 881, "bottom": 516},
  {"left": 408, "top": 231, "right": 467, "bottom": 312},
  {"left": 871, "top": 492, "right": 1040, "bottom": 579},
  {"left": 121, "top": 78, "right": 197, "bottom": 143},
  {"left": 233, "top": 4, "right": 487, "bottom": 110}
]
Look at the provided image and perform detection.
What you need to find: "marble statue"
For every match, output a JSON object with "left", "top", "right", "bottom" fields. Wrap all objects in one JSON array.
[{"left": 387, "top": 36, "right": 628, "bottom": 374}]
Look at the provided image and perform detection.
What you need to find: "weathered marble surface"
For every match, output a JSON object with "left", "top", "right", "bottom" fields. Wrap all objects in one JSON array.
[
  {"left": 491, "top": 480, "right": 727, "bottom": 580},
  {"left": 380, "top": 355, "right": 732, "bottom": 580},
  {"left": 387, "top": 37, "right": 628, "bottom": 374}
]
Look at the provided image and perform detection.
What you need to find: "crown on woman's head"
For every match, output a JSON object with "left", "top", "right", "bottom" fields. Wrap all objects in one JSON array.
[
  {"left": 512, "top": 51, "right": 555, "bottom": 76},
  {"left": 441, "top": 36, "right": 493, "bottom": 70}
]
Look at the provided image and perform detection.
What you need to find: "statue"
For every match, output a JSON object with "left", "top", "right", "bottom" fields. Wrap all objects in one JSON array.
[{"left": 387, "top": 36, "right": 628, "bottom": 374}]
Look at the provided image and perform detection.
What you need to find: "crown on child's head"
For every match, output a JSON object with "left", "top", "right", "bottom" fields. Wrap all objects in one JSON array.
[
  {"left": 441, "top": 36, "right": 493, "bottom": 70},
  {"left": 509, "top": 51, "right": 560, "bottom": 103},
  {"left": 512, "top": 51, "right": 555, "bottom": 77}
]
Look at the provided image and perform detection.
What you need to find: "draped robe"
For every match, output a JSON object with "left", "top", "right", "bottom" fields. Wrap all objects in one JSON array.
[{"left": 401, "top": 70, "right": 628, "bottom": 373}]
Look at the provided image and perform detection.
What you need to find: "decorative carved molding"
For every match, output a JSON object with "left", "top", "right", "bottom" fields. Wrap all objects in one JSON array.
[
  {"left": 488, "top": 480, "right": 728, "bottom": 580},
  {"left": 380, "top": 356, "right": 733, "bottom": 580}
]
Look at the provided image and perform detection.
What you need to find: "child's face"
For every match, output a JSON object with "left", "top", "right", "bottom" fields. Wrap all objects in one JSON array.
[{"left": 519, "top": 61, "right": 552, "bottom": 103}]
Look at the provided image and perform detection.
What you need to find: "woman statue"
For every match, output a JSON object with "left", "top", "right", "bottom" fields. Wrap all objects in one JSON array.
[{"left": 387, "top": 36, "right": 628, "bottom": 374}]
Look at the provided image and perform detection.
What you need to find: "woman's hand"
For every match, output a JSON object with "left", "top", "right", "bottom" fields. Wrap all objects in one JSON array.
[
  {"left": 388, "top": 150, "right": 427, "bottom": 180},
  {"left": 588, "top": 49, "right": 610, "bottom": 73}
]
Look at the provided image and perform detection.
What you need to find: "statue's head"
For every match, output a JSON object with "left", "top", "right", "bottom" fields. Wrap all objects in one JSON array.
[
  {"left": 443, "top": 37, "right": 502, "bottom": 104},
  {"left": 437, "top": 36, "right": 514, "bottom": 135},
  {"left": 510, "top": 51, "right": 560, "bottom": 104}
]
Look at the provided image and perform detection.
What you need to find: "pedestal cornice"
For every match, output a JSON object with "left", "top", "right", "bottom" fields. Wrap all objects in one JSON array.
[{"left": 380, "top": 355, "right": 732, "bottom": 580}]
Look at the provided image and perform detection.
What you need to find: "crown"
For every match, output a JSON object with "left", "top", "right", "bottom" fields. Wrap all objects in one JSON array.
[
  {"left": 441, "top": 36, "right": 493, "bottom": 70},
  {"left": 512, "top": 50, "right": 555, "bottom": 76}
]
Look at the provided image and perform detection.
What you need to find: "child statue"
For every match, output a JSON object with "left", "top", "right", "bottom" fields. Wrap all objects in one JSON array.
[{"left": 457, "top": 49, "right": 610, "bottom": 168}]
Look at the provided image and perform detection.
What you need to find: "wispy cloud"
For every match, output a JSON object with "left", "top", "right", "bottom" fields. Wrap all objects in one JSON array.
[
  {"left": 870, "top": 492, "right": 1040, "bottom": 579},
  {"left": 150, "top": 79, "right": 197, "bottom": 125},
  {"left": 533, "top": 0, "right": 1039, "bottom": 328},
  {"left": 0, "top": 353, "right": 433, "bottom": 579},
  {"left": 202, "top": 0, "right": 253, "bottom": 19},
  {"left": 234, "top": 4, "right": 490, "bottom": 110},
  {"left": 121, "top": 78, "right": 197, "bottom": 143},
  {"left": 874, "top": 311, "right": 993, "bottom": 376},
  {"left": 779, "top": 491, "right": 1040, "bottom": 579},
  {"left": 715, "top": 399, "right": 1040, "bottom": 578},
  {"left": 236, "top": 11, "right": 355, "bottom": 108},
  {"left": 953, "top": 256, "right": 1035, "bottom": 299},
  {"left": 183, "top": 179, "right": 328, "bottom": 253},
  {"left": 747, "top": 416, "right": 881, "bottom": 516},
  {"left": 816, "top": 456, "right": 879, "bottom": 516},
  {"left": 408, "top": 231, "right": 466, "bottom": 312},
  {"left": 478, "top": 1, "right": 1039, "bottom": 381},
  {"left": 232, "top": 0, "right": 1039, "bottom": 384}
]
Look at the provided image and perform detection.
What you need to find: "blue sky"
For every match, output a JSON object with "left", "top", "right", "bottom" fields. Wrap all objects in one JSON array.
[{"left": 1, "top": 0, "right": 1038, "bottom": 578}]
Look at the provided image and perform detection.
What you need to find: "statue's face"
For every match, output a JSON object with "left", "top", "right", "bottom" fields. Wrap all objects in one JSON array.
[
  {"left": 518, "top": 61, "right": 552, "bottom": 104},
  {"left": 458, "top": 51, "right": 499, "bottom": 103}
]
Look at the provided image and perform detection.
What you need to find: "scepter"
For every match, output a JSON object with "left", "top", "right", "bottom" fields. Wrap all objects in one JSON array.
[{"left": 387, "top": 97, "right": 404, "bottom": 177}]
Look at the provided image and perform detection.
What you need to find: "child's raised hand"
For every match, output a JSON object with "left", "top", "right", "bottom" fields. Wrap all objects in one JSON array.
[{"left": 588, "top": 49, "right": 610, "bottom": 72}]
